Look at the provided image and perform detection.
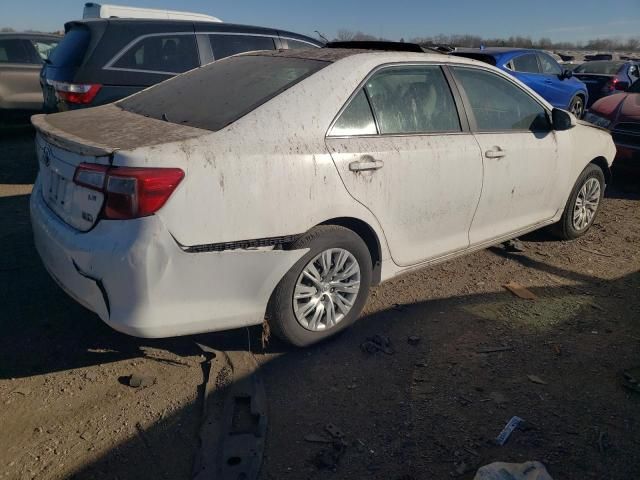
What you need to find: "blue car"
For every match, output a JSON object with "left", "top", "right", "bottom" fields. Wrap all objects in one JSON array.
[{"left": 451, "top": 48, "right": 589, "bottom": 117}]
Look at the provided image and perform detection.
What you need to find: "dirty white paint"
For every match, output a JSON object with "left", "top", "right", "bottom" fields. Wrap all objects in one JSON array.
[{"left": 30, "top": 51, "right": 617, "bottom": 337}]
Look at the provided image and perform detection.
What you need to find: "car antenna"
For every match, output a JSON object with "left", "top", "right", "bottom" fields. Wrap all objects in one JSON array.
[{"left": 314, "top": 30, "right": 329, "bottom": 43}]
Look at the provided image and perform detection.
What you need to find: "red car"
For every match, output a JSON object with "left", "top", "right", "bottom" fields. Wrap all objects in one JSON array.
[{"left": 584, "top": 80, "right": 640, "bottom": 170}]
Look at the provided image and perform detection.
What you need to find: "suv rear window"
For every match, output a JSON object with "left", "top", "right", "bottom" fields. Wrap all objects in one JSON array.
[
  {"left": 119, "top": 55, "right": 329, "bottom": 131},
  {"left": 48, "top": 27, "right": 90, "bottom": 67},
  {"left": 113, "top": 34, "right": 199, "bottom": 74}
]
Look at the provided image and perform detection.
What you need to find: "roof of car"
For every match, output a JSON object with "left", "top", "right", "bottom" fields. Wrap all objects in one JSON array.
[
  {"left": 248, "top": 47, "right": 482, "bottom": 67},
  {"left": 65, "top": 18, "right": 321, "bottom": 43}
]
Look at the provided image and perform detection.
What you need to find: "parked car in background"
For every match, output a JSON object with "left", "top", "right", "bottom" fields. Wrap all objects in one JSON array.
[
  {"left": 41, "top": 18, "right": 322, "bottom": 112},
  {"left": 451, "top": 48, "right": 589, "bottom": 117},
  {"left": 0, "top": 32, "right": 60, "bottom": 122},
  {"left": 573, "top": 60, "right": 640, "bottom": 107},
  {"left": 30, "top": 45, "right": 615, "bottom": 346},
  {"left": 584, "top": 80, "right": 640, "bottom": 170}
]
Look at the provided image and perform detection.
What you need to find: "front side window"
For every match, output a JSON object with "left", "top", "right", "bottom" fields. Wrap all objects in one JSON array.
[
  {"left": 538, "top": 53, "right": 562, "bottom": 75},
  {"left": 0, "top": 39, "right": 33, "bottom": 64},
  {"left": 330, "top": 90, "right": 377, "bottom": 136},
  {"left": 210, "top": 34, "right": 275, "bottom": 60},
  {"left": 362, "top": 65, "right": 461, "bottom": 134},
  {"left": 512, "top": 54, "right": 540, "bottom": 73},
  {"left": 452, "top": 66, "right": 550, "bottom": 132},
  {"left": 113, "top": 34, "right": 198, "bottom": 74}
]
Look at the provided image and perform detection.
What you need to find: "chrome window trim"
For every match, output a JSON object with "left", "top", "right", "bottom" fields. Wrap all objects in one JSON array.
[{"left": 103, "top": 31, "right": 198, "bottom": 73}]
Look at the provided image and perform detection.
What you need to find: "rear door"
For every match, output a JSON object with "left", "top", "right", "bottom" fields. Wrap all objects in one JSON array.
[
  {"left": 0, "top": 38, "right": 44, "bottom": 111},
  {"left": 326, "top": 64, "right": 483, "bottom": 267},
  {"left": 449, "top": 66, "right": 561, "bottom": 245},
  {"left": 509, "top": 53, "right": 549, "bottom": 101}
]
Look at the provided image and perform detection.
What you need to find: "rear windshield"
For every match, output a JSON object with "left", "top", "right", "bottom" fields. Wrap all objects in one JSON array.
[
  {"left": 574, "top": 62, "right": 623, "bottom": 75},
  {"left": 48, "top": 27, "right": 90, "bottom": 67},
  {"left": 118, "top": 55, "right": 329, "bottom": 131}
]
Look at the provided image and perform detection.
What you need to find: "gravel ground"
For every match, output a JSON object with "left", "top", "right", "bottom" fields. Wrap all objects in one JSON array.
[{"left": 1, "top": 127, "right": 639, "bottom": 480}]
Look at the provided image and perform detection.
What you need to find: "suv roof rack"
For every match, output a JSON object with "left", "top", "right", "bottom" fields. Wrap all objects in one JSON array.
[{"left": 325, "top": 41, "right": 425, "bottom": 53}]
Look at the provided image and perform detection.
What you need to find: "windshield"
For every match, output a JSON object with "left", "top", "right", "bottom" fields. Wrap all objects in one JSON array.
[
  {"left": 574, "top": 61, "right": 624, "bottom": 75},
  {"left": 118, "top": 54, "right": 329, "bottom": 131}
]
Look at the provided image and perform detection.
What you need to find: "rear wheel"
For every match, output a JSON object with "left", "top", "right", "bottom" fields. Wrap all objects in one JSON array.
[
  {"left": 267, "top": 225, "right": 372, "bottom": 347},
  {"left": 552, "top": 163, "right": 605, "bottom": 240},
  {"left": 569, "top": 95, "right": 585, "bottom": 118}
]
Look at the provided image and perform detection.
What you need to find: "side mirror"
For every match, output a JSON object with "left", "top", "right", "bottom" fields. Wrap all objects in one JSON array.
[
  {"left": 615, "top": 81, "right": 629, "bottom": 91},
  {"left": 560, "top": 69, "right": 573, "bottom": 80},
  {"left": 552, "top": 108, "right": 577, "bottom": 131}
]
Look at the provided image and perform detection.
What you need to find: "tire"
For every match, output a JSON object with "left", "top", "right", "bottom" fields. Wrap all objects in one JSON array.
[
  {"left": 569, "top": 95, "right": 585, "bottom": 119},
  {"left": 267, "top": 225, "right": 372, "bottom": 347},
  {"left": 552, "top": 163, "right": 605, "bottom": 240}
]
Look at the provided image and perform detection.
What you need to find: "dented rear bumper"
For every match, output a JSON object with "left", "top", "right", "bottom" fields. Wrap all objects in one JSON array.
[{"left": 30, "top": 180, "right": 306, "bottom": 338}]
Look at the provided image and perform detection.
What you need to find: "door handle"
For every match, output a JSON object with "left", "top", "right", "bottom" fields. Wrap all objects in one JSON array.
[
  {"left": 485, "top": 148, "right": 506, "bottom": 159},
  {"left": 349, "top": 156, "right": 384, "bottom": 171}
]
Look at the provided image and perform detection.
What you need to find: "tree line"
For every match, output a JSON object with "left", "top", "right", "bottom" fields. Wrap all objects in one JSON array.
[{"left": 335, "top": 30, "right": 640, "bottom": 52}]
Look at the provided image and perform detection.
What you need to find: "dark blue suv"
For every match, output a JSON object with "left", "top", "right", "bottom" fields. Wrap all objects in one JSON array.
[{"left": 451, "top": 48, "right": 588, "bottom": 117}]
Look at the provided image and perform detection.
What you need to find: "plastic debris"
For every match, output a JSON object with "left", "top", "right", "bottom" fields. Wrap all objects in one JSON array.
[
  {"left": 474, "top": 461, "right": 553, "bottom": 480},
  {"left": 496, "top": 416, "right": 524, "bottom": 446}
]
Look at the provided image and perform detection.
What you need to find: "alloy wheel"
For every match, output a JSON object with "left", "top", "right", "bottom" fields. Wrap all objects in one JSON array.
[
  {"left": 572, "top": 177, "right": 601, "bottom": 231},
  {"left": 571, "top": 97, "right": 584, "bottom": 118},
  {"left": 293, "top": 248, "right": 361, "bottom": 331}
]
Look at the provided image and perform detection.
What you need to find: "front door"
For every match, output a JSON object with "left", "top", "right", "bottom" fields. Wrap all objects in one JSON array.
[
  {"left": 326, "top": 65, "right": 483, "bottom": 267},
  {"left": 449, "top": 66, "right": 561, "bottom": 245}
]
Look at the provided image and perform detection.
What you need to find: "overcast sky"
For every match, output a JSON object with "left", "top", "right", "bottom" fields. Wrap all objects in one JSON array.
[{"left": 3, "top": 0, "right": 639, "bottom": 42}]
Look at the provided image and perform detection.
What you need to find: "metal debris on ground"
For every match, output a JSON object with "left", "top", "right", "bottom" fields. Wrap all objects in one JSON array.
[
  {"left": 407, "top": 335, "right": 421, "bottom": 345},
  {"left": 360, "top": 334, "right": 394, "bottom": 355},
  {"left": 622, "top": 367, "right": 640, "bottom": 394},
  {"left": 502, "top": 239, "right": 526, "bottom": 253},
  {"left": 126, "top": 374, "right": 156, "bottom": 388},
  {"left": 503, "top": 281, "right": 538, "bottom": 300},
  {"left": 476, "top": 346, "right": 514, "bottom": 354},
  {"left": 527, "top": 375, "right": 548, "bottom": 385},
  {"left": 192, "top": 344, "right": 267, "bottom": 480},
  {"left": 495, "top": 416, "right": 524, "bottom": 446},
  {"left": 304, "top": 433, "right": 333, "bottom": 444},
  {"left": 473, "top": 461, "right": 553, "bottom": 480}
]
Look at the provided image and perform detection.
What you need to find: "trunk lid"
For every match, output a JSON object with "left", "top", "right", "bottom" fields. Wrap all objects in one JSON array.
[
  {"left": 573, "top": 73, "right": 613, "bottom": 100},
  {"left": 32, "top": 104, "right": 208, "bottom": 231}
]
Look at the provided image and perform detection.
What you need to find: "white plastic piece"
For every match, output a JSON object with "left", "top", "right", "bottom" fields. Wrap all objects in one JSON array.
[{"left": 82, "top": 3, "right": 222, "bottom": 22}]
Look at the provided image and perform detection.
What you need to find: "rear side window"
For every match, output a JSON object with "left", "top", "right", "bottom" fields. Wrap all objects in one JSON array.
[
  {"left": 452, "top": 67, "right": 550, "bottom": 132},
  {"left": 364, "top": 66, "right": 461, "bottom": 134},
  {"left": 119, "top": 55, "right": 328, "bottom": 131},
  {"left": 209, "top": 34, "right": 275, "bottom": 60},
  {"left": 30, "top": 39, "right": 59, "bottom": 61},
  {"left": 113, "top": 34, "right": 198, "bottom": 74},
  {"left": 286, "top": 39, "right": 318, "bottom": 49},
  {"left": 330, "top": 90, "right": 377, "bottom": 136},
  {"left": 512, "top": 54, "right": 540, "bottom": 73},
  {"left": 48, "top": 27, "right": 90, "bottom": 67},
  {"left": 0, "top": 39, "right": 34, "bottom": 64}
]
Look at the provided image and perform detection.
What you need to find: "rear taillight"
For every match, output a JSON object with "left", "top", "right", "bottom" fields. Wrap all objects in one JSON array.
[
  {"left": 73, "top": 164, "right": 184, "bottom": 220},
  {"left": 49, "top": 80, "right": 102, "bottom": 105},
  {"left": 604, "top": 78, "right": 625, "bottom": 93}
]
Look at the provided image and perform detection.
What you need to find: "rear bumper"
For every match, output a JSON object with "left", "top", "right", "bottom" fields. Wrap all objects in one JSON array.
[{"left": 30, "top": 180, "right": 306, "bottom": 338}]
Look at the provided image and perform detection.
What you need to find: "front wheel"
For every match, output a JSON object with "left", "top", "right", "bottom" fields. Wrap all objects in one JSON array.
[
  {"left": 552, "top": 163, "right": 605, "bottom": 240},
  {"left": 569, "top": 95, "right": 585, "bottom": 119},
  {"left": 267, "top": 225, "right": 372, "bottom": 347}
]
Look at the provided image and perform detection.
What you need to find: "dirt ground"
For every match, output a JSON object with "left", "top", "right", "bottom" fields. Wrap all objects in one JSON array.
[{"left": 1, "top": 126, "right": 639, "bottom": 480}]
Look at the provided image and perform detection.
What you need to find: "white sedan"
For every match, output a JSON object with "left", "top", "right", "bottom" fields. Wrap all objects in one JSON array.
[{"left": 30, "top": 47, "right": 616, "bottom": 346}]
